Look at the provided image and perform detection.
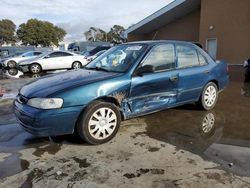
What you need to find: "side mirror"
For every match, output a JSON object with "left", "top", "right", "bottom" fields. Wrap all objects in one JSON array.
[
  {"left": 44, "top": 55, "right": 50, "bottom": 59},
  {"left": 136, "top": 65, "right": 155, "bottom": 76}
]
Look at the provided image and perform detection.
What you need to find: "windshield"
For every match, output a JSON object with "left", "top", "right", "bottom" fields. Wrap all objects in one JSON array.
[
  {"left": 37, "top": 51, "right": 50, "bottom": 59},
  {"left": 21, "top": 51, "right": 34, "bottom": 57},
  {"left": 86, "top": 44, "right": 147, "bottom": 73}
]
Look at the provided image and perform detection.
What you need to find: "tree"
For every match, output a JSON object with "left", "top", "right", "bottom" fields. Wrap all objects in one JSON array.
[
  {"left": 54, "top": 26, "right": 66, "bottom": 42},
  {"left": 84, "top": 25, "right": 125, "bottom": 44},
  {"left": 0, "top": 19, "right": 16, "bottom": 46},
  {"left": 84, "top": 27, "right": 107, "bottom": 42},
  {"left": 107, "top": 25, "right": 125, "bottom": 44},
  {"left": 17, "top": 19, "right": 66, "bottom": 47}
]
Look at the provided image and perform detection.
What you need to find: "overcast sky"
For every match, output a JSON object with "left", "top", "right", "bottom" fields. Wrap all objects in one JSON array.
[{"left": 0, "top": 0, "right": 173, "bottom": 43}]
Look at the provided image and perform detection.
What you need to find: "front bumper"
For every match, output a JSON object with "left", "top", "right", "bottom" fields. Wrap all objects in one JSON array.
[
  {"left": 18, "top": 65, "right": 29, "bottom": 72},
  {"left": 14, "top": 97, "right": 85, "bottom": 137}
]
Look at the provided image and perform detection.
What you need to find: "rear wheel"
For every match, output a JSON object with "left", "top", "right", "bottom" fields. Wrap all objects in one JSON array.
[
  {"left": 198, "top": 82, "right": 218, "bottom": 110},
  {"left": 7, "top": 61, "right": 17, "bottom": 68},
  {"left": 29, "top": 63, "right": 42, "bottom": 74},
  {"left": 72, "top": 61, "right": 82, "bottom": 69},
  {"left": 77, "top": 101, "right": 121, "bottom": 145}
]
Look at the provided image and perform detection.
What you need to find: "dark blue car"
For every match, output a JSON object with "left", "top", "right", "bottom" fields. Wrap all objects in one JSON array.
[{"left": 14, "top": 41, "right": 229, "bottom": 144}]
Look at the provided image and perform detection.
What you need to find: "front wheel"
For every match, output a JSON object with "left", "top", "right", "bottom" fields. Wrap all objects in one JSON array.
[
  {"left": 29, "top": 63, "right": 42, "bottom": 74},
  {"left": 77, "top": 101, "right": 121, "bottom": 145},
  {"left": 72, "top": 61, "right": 82, "bottom": 69},
  {"left": 198, "top": 82, "right": 218, "bottom": 110}
]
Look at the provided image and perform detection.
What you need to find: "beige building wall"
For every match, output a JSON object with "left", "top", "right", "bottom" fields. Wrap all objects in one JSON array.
[
  {"left": 199, "top": 0, "right": 250, "bottom": 64},
  {"left": 128, "top": 9, "right": 201, "bottom": 42},
  {"left": 127, "top": 34, "right": 147, "bottom": 41},
  {"left": 127, "top": 0, "right": 250, "bottom": 64},
  {"left": 146, "top": 9, "right": 201, "bottom": 42}
]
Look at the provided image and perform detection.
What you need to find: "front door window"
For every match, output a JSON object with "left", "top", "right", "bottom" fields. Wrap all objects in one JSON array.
[{"left": 141, "top": 44, "right": 176, "bottom": 72}]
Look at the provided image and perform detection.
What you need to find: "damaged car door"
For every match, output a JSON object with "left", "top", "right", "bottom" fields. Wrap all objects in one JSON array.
[{"left": 127, "top": 43, "right": 178, "bottom": 117}]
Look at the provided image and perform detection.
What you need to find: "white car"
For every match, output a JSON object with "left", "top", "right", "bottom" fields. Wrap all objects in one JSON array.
[
  {"left": 19, "top": 51, "right": 88, "bottom": 74},
  {"left": 2, "top": 51, "right": 43, "bottom": 68}
]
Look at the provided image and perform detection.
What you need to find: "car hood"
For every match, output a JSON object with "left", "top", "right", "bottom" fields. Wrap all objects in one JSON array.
[{"left": 20, "top": 69, "right": 122, "bottom": 98}]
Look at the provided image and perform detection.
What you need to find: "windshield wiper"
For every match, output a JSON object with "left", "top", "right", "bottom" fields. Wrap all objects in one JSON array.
[{"left": 85, "top": 66, "right": 110, "bottom": 72}]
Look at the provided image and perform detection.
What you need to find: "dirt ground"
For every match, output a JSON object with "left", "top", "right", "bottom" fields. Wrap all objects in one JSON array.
[{"left": 0, "top": 66, "right": 250, "bottom": 188}]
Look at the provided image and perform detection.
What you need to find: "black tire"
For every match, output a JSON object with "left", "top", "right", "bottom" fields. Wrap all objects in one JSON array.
[
  {"left": 7, "top": 61, "right": 17, "bottom": 68},
  {"left": 198, "top": 82, "right": 218, "bottom": 110},
  {"left": 72, "top": 61, "right": 82, "bottom": 69},
  {"left": 29, "top": 63, "right": 42, "bottom": 74},
  {"left": 77, "top": 101, "right": 121, "bottom": 145}
]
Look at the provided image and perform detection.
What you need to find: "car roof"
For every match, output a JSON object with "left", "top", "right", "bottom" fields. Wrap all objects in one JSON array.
[
  {"left": 125, "top": 40, "right": 195, "bottom": 46},
  {"left": 23, "top": 50, "right": 42, "bottom": 53},
  {"left": 49, "top": 50, "right": 75, "bottom": 54}
]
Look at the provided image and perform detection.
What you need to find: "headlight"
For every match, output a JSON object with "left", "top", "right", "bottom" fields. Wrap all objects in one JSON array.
[{"left": 27, "top": 98, "right": 63, "bottom": 109}]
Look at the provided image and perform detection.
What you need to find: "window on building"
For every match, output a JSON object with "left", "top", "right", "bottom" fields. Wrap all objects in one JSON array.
[
  {"left": 176, "top": 45, "right": 200, "bottom": 68},
  {"left": 142, "top": 44, "right": 176, "bottom": 71}
]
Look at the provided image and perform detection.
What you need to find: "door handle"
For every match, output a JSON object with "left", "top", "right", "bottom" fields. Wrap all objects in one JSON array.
[
  {"left": 170, "top": 75, "right": 178, "bottom": 82},
  {"left": 203, "top": 70, "right": 210, "bottom": 74}
]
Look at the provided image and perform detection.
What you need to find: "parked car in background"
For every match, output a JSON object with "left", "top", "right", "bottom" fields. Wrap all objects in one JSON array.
[
  {"left": 242, "top": 59, "right": 250, "bottom": 97},
  {"left": 86, "top": 50, "right": 107, "bottom": 62},
  {"left": 75, "top": 46, "right": 111, "bottom": 61},
  {"left": 14, "top": 41, "right": 229, "bottom": 145},
  {"left": 1, "top": 51, "right": 43, "bottom": 68},
  {"left": 83, "top": 46, "right": 110, "bottom": 59},
  {"left": 244, "top": 58, "right": 250, "bottom": 68},
  {"left": 0, "top": 46, "right": 52, "bottom": 59},
  {"left": 19, "top": 51, "right": 88, "bottom": 74},
  {"left": 68, "top": 41, "right": 110, "bottom": 52},
  {"left": 244, "top": 58, "right": 250, "bottom": 82}
]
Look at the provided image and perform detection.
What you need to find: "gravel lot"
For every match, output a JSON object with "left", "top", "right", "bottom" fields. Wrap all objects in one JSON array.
[{"left": 0, "top": 66, "right": 250, "bottom": 188}]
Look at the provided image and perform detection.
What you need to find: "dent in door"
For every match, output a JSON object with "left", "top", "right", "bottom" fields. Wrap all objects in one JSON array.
[{"left": 126, "top": 92, "right": 177, "bottom": 116}]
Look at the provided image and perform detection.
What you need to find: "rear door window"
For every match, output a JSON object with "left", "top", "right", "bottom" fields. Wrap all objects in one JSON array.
[
  {"left": 176, "top": 45, "right": 199, "bottom": 68},
  {"left": 48, "top": 52, "right": 62, "bottom": 58},
  {"left": 198, "top": 52, "right": 208, "bottom": 66},
  {"left": 61, "top": 52, "right": 73, "bottom": 56}
]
